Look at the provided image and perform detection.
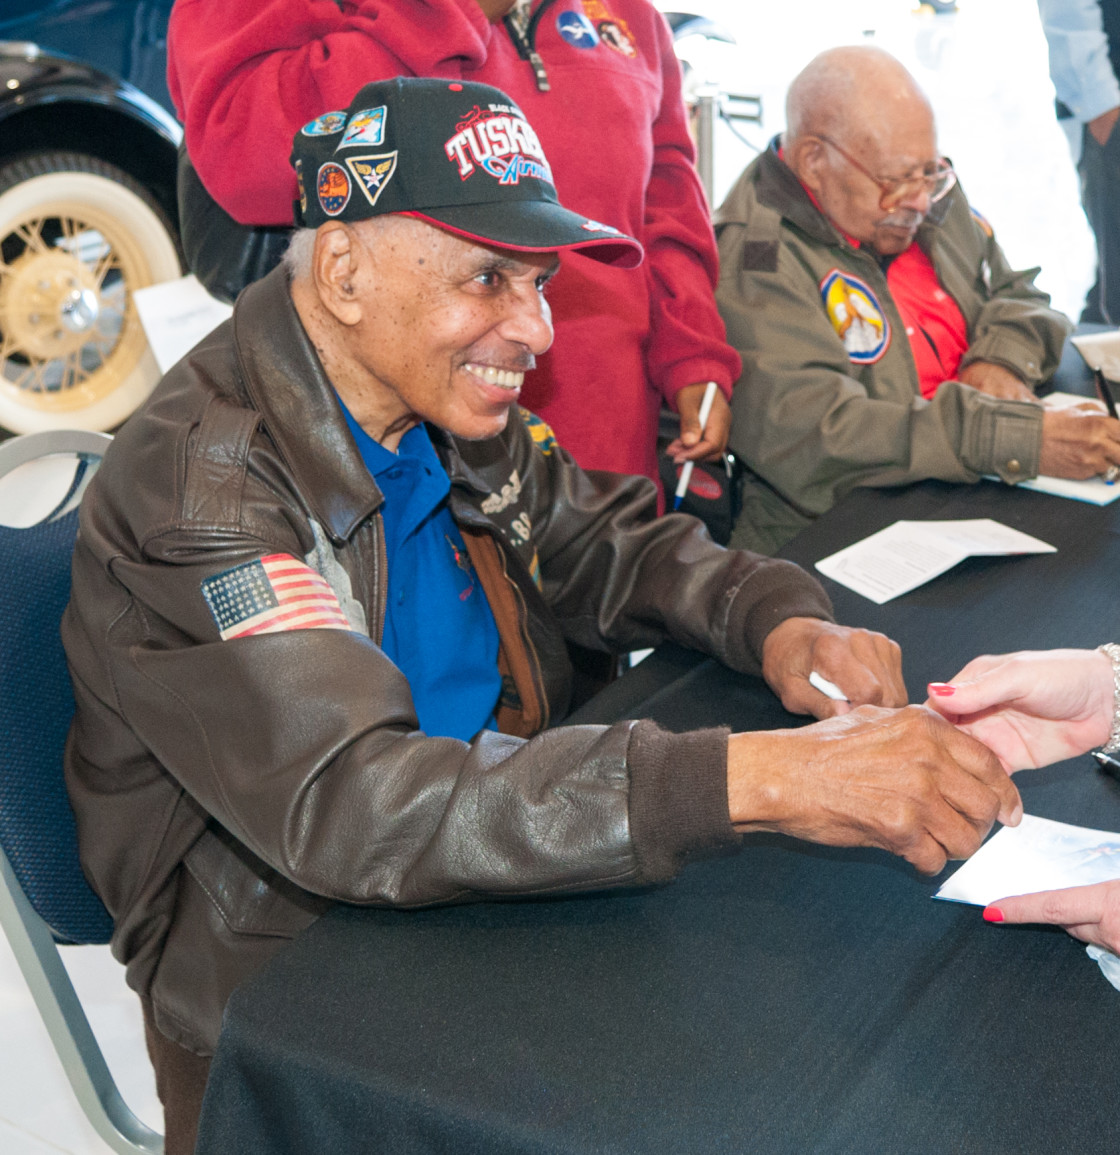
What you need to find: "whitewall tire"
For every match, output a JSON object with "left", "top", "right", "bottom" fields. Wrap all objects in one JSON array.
[{"left": 0, "top": 152, "right": 181, "bottom": 433}]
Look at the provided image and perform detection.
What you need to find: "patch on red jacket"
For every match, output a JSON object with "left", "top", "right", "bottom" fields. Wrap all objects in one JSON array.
[
  {"left": 582, "top": 2, "right": 637, "bottom": 56},
  {"left": 556, "top": 10, "right": 599, "bottom": 49}
]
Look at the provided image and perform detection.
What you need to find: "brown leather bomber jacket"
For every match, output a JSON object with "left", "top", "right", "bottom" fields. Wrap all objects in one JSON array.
[{"left": 62, "top": 267, "right": 834, "bottom": 1054}]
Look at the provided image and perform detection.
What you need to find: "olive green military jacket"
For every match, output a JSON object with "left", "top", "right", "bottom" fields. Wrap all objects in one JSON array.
[{"left": 715, "top": 143, "right": 1072, "bottom": 554}]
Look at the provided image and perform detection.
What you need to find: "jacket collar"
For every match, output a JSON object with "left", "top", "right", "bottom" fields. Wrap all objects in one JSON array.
[
  {"left": 232, "top": 267, "right": 386, "bottom": 543},
  {"left": 754, "top": 139, "right": 844, "bottom": 246},
  {"left": 754, "top": 136, "right": 953, "bottom": 252}
]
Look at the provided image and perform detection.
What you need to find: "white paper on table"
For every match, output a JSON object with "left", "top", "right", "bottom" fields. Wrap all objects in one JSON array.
[
  {"left": 814, "top": 519, "right": 1055, "bottom": 604},
  {"left": 1003, "top": 474, "right": 1120, "bottom": 506},
  {"left": 1071, "top": 330, "right": 1120, "bottom": 380},
  {"left": 1041, "top": 390, "right": 1107, "bottom": 414},
  {"left": 134, "top": 275, "right": 234, "bottom": 375},
  {"left": 911, "top": 518, "right": 1056, "bottom": 556},
  {"left": 935, "top": 814, "right": 1120, "bottom": 906}
]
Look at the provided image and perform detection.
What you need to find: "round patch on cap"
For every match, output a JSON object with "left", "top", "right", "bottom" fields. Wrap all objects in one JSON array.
[
  {"left": 302, "top": 111, "right": 348, "bottom": 136},
  {"left": 317, "top": 162, "right": 351, "bottom": 217},
  {"left": 557, "top": 11, "right": 599, "bottom": 48},
  {"left": 819, "top": 269, "right": 890, "bottom": 364}
]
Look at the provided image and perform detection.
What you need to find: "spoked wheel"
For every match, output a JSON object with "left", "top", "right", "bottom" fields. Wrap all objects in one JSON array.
[{"left": 0, "top": 152, "right": 181, "bottom": 433}]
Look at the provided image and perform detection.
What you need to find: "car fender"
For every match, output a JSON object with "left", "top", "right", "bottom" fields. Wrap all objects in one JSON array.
[{"left": 0, "top": 43, "right": 181, "bottom": 148}]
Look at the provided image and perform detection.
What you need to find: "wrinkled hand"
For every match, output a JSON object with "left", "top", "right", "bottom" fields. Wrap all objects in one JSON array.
[
  {"left": 924, "top": 649, "right": 1113, "bottom": 773},
  {"left": 985, "top": 879, "right": 1120, "bottom": 954},
  {"left": 665, "top": 382, "right": 732, "bottom": 463},
  {"left": 761, "top": 617, "right": 906, "bottom": 719},
  {"left": 1089, "top": 106, "right": 1120, "bottom": 148},
  {"left": 957, "top": 361, "right": 1038, "bottom": 403},
  {"left": 727, "top": 705, "right": 1022, "bottom": 875},
  {"left": 475, "top": 0, "right": 519, "bottom": 21},
  {"left": 1039, "top": 407, "right": 1120, "bottom": 478}
]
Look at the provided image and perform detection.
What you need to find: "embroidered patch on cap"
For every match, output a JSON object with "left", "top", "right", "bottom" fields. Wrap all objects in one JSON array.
[
  {"left": 581, "top": 218, "right": 621, "bottom": 234},
  {"left": 820, "top": 269, "right": 890, "bottom": 364},
  {"left": 444, "top": 105, "right": 553, "bottom": 185},
  {"left": 201, "top": 555, "right": 353, "bottom": 640},
  {"left": 338, "top": 106, "right": 387, "bottom": 148},
  {"left": 344, "top": 152, "right": 398, "bottom": 206},
  {"left": 317, "top": 162, "right": 351, "bottom": 216},
  {"left": 557, "top": 10, "right": 599, "bottom": 48},
  {"left": 302, "top": 111, "right": 347, "bottom": 137}
]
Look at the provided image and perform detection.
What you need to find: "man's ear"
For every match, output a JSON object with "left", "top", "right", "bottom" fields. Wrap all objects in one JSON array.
[
  {"left": 313, "top": 223, "right": 364, "bottom": 326},
  {"left": 787, "top": 136, "right": 827, "bottom": 199}
]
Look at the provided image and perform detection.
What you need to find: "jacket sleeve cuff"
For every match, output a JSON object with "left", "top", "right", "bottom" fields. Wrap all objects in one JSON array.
[
  {"left": 661, "top": 361, "right": 737, "bottom": 405},
  {"left": 727, "top": 559, "right": 835, "bottom": 670},
  {"left": 627, "top": 720, "right": 738, "bottom": 884},
  {"left": 961, "top": 396, "right": 1044, "bottom": 482}
]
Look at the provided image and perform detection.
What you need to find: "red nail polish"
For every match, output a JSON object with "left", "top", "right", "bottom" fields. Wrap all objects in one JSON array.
[
  {"left": 928, "top": 682, "right": 955, "bottom": 696},
  {"left": 983, "top": 906, "right": 1004, "bottom": 923}
]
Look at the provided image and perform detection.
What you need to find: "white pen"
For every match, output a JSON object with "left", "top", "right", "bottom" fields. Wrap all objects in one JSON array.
[
  {"left": 673, "top": 381, "right": 719, "bottom": 511},
  {"left": 809, "top": 670, "right": 849, "bottom": 702}
]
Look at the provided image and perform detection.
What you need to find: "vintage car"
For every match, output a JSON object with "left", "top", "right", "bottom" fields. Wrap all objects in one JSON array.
[{"left": 0, "top": 0, "right": 180, "bottom": 434}]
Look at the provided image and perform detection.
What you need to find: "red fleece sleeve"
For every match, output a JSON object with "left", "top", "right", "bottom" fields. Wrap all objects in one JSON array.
[
  {"left": 640, "top": 14, "right": 741, "bottom": 404},
  {"left": 167, "top": 0, "right": 493, "bottom": 225}
]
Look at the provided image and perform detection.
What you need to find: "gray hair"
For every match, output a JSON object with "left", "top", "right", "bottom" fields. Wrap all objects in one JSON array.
[
  {"left": 281, "top": 217, "right": 402, "bottom": 281},
  {"left": 282, "top": 228, "right": 318, "bottom": 280}
]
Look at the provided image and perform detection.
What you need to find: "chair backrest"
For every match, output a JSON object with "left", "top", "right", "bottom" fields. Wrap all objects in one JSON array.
[
  {"left": 0, "top": 430, "right": 163, "bottom": 1154},
  {"left": 0, "top": 430, "right": 113, "bottom": 943}
]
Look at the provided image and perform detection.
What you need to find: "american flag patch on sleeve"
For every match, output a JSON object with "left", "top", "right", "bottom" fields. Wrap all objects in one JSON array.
[{"left": 200, "top": 554, "right": 353, "bottom": 640}]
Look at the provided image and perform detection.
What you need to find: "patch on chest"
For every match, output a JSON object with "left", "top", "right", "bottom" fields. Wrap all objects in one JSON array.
[
  {"left": 819, "top": 268, "right": 890, "bottom": 364},
  {"left": 580, "top": 2, "right": 637, "bottom": 57}
]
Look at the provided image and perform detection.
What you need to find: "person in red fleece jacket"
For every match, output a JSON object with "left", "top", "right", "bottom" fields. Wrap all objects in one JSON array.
[{"left": 166, "top": 0, "right": 740, "bottom": 492}]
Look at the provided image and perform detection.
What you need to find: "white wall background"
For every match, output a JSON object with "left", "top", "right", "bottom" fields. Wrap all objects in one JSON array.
[{"left": 668, "top": 0, "right": 1096, "bottom": 320}]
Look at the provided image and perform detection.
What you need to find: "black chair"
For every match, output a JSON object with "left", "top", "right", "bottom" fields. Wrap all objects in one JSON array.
[{"left": 0, "top": 430, "right": 163, "bottom": 1154}]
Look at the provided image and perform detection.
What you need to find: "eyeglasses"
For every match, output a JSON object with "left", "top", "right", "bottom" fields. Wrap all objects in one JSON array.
[{"left": 816, "top": 135, "right": 957, "bottom": 207}]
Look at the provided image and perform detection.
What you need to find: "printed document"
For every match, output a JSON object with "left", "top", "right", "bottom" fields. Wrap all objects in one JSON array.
[{"left": 815, "top": 519, "right": 1055, "bottom": 604}]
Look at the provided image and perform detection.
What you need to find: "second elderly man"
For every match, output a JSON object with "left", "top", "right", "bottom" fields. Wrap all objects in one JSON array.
[{"left": 717, "top": 45, "right": 1120, "bottom": 555}]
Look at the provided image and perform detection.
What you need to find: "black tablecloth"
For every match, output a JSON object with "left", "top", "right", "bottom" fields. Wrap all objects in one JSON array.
[{"left": 197, "top": 478, "right": 1120, "bottom": 1154}]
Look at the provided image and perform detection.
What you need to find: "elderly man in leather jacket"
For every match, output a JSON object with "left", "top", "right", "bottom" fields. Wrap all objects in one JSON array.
[{"left": 62, "top": 78, "right": 1021, "bottom": 1153}]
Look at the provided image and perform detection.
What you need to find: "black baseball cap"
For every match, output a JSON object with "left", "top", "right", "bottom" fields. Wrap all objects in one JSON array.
[{"left": 289, "top": 77, "right": 643, "bottom": 268}]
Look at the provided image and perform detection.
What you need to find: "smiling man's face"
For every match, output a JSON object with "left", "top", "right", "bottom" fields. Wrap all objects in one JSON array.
[{"left": 330, "top": 216, "right": 558, "bottom": 447}]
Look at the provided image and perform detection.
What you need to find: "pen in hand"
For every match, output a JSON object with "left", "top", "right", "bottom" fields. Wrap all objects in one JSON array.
[
  {"left": 1092, "top": 371, "right": 1120, "bottom": 484},
  {"left": 673, "top": 381, "right": 719, "bottom": 511},
  {"left": 809, "top": 670, "right": 849, "bottom": 702},
  {"left": 1093, "top": 749, "right": 1120, "bottom": 779}
]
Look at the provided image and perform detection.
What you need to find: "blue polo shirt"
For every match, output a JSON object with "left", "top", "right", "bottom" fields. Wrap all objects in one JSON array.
[{"left": 338, "top": 401, "right": 501, "bottom": 740}]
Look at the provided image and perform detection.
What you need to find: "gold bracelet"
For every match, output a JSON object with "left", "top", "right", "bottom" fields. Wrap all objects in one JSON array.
[{"left": 1098, "top": 643, "right": 1120, "bottom": 754}]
